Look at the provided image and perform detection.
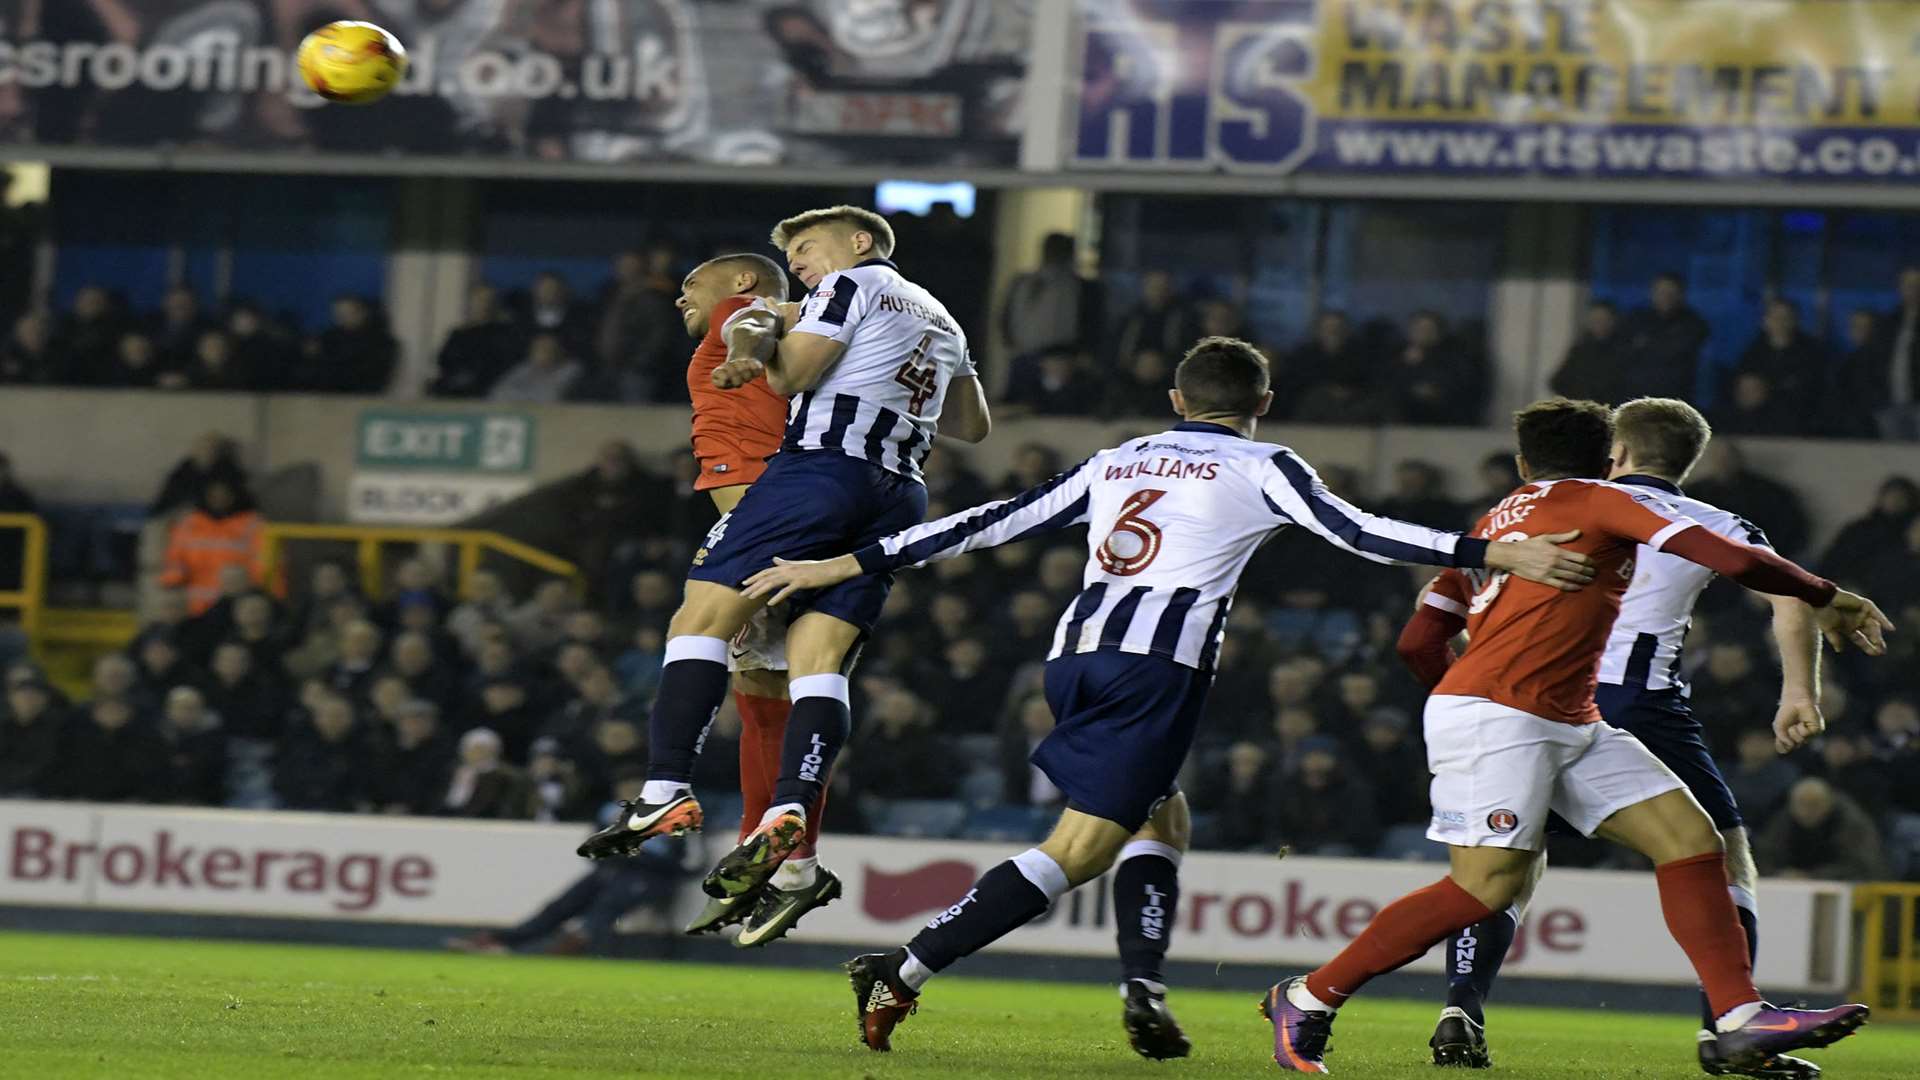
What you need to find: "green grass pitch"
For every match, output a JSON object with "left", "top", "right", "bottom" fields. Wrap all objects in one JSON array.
[{"left": 0, "top": 931, "right": 1913, "bottom": 1078}]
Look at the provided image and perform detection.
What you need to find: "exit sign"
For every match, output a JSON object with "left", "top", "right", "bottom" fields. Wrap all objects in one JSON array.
[{"left": 356, "top": 411, "right": 535, "bottom": 473}]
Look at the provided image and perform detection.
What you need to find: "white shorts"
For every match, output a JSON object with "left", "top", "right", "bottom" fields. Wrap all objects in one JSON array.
[
  {"left": 1423, "top": 695, "right": 1685, "bottom": 850},
  {"left": 727, "top": 604, "right": 788, "bottom": 673}
]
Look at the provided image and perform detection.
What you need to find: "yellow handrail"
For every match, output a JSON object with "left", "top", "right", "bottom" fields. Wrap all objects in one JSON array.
[
  {"left": 1854, "top": 883, "right": 1920, "bottom": 1020},
  {"left": 0, "top": 512, "right": 48, "bottom": 649},
  {"left": 258, "top": 523, "right": 579, "bottom": 600}
]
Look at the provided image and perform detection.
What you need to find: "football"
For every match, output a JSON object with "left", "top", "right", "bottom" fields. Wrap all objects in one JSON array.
[{"left": 296, "top": 21, "right": 406, "bottom": 105}]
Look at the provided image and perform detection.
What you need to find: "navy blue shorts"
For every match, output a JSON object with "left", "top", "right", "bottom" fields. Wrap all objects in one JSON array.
[
  {"left": 688, "top": 449, "right": 926, "bottom": 634},
  {"left": 1593, "top": 684, "right": 1743, "bottom": 831},
  {"left": 1037, "top": 651, "right": 1210, "bottom": 833}
]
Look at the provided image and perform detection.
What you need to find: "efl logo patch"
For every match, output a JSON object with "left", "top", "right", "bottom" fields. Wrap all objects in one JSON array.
[{"left": 1487, "top": 809, "right": 1519, "bottom": 835}]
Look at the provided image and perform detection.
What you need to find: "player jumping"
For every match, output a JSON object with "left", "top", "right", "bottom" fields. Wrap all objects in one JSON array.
[
  {"left": 577, "top": 205, "right": 992, "bottom": 911},
  {"left": 657, "top": 250, "right": 842, "bottom": 947},
  {"left": 740, "top": 339, "right": 1601, "bottom": 1059},
  {"left": 1262, "top": 398, "right": 1890, "bottom": 1074},
  {"left": 1409, "top": 398, "right": 1827, "bottom": 1078}
]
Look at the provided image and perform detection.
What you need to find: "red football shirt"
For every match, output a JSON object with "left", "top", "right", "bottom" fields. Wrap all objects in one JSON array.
[
  {"left": 1430, "top": 479, "right": 1697, "bottom": 725},
  {"left": 686, "top": 296, "right": 788, "bottom": 490}
]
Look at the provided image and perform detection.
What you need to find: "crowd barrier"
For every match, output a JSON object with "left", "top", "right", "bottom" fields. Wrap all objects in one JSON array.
[{"left": 0, "top": 800, "right": 1854, "bottom": 993}]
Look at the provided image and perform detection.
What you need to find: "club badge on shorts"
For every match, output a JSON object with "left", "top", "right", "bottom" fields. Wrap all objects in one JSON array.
[{"left": 1487, "top": 809, "right": 1518, "bottom": 835}]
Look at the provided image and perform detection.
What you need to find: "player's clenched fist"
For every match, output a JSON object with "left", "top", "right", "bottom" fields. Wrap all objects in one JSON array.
[{"left": 711, "top": 357, "right": 766, "bottom": 390}]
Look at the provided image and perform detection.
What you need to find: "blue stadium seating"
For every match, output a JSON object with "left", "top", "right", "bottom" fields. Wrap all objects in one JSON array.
[
  {"left": 959, "top": 804, "right": 1053, "bottom": 843},
  {"left": 872, "top": 798, "right": 969, "bottom": 839}
]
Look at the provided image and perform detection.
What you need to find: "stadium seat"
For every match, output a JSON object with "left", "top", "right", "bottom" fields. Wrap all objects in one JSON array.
[
  {"left": 959, "top": 804, "right": 1052, "bottom": 843},
  {"left": 1376, "top": 823, "right": 1447, "bottom": 863},
  {"left": 872, "top": 798, "right": 968, "bottom": 839}
]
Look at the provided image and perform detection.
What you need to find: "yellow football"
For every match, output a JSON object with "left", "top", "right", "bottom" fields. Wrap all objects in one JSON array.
[{"left": 296, "top": 21, "right": 406, "bottom": 105}]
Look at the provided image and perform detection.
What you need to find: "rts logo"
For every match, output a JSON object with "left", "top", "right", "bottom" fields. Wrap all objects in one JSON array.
[{"left": 1074, "top": 1, "right": 1318, "bottom": 173}]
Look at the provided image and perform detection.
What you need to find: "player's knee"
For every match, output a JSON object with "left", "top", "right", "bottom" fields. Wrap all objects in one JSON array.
[
  {"left": 1136, "top": 794, "right": 1191, "bottom": 852},
  {"left": 1449, "top": 859, "right": 1532, "bottom": 911},
  {"left": 784, "top": 617, "right": 860, "bottom": 677},
  {"left": 1660, "top": 799, "right": 1724, "bottom": 861}
]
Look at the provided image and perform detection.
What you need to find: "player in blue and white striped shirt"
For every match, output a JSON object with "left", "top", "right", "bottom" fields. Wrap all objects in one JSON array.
[
  {"left": 742, "top": 337, "right": 1598, "bottom": 1059},
  {"left": 577, "top": 206, "right": 992, "bottom": 914}
]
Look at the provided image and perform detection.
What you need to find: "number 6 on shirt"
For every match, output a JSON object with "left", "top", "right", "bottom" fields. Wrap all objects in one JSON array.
[{"left": 1098, "top": 489, "right": 1168, "bottom": 576}]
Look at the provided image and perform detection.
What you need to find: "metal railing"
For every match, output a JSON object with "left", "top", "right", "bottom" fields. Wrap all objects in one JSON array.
[
  {"left": 1854, "top": 883, "right": 1920, "bottom": 1020},
  {"left": 258, "top": 523, "right": 580, "bottom": 599},
  {"left": 0, "top": 513, "right": 48, "bottom": 646}
]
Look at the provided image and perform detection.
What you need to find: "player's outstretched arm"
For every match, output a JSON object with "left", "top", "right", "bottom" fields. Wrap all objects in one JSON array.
[
  {"left": 1259, "top": 449, "right": 1596, "bottom": 589},
  {"left": 742, "top": 456, "right": 1102, "bottom": 604},
  {"left": 1764, "top": 596, "right": 1823, "bottom": 752},
  {"left": 1656, "top": 526, "right": 1894, "bottom": 653}
]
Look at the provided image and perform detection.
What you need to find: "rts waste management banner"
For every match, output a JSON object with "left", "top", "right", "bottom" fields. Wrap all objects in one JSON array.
[
  {"left": 0, "top": 1, "right": 1031, "bottom": 167},
  {"left": 1070, "top": 0, "right": 1920, "bottom": 183}
]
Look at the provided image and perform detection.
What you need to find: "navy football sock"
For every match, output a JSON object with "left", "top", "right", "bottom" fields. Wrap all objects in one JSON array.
[
  {"left": 1701, "top": 891, "right": 1759, "bottom": 1030},
  {"left": 907, "top": 849, "right": 1071, "bottom": 982},
  {"left": 770, "top": 674, "right": 852, "bottom": 811},
  {"left": 1113, "top": 841, "right": 1181, "bottom": 985},
  {"left": 1444, "top": 906, "right": 1518, "bottom": 1026},
  {"left": 644, "top": 637, "right": 730, "bottom": 785}
]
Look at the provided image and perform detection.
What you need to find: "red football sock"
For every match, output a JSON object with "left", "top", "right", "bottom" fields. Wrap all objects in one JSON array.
[
  {"left": 1306, "top": 877, "right": 1492, "bottom": 1006},
  {"left": 1655, "top": 853, "right": 1761, "bottom": 1017},
  {"left": 733, "top": 692, "right": 786, "bottom": 843}
]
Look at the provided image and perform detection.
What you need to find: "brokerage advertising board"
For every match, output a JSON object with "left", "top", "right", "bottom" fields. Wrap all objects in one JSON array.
[
  {"left": 1069, "top": 0, "right": 1920, "bottom": 184},
  {"left": 0, "top": 1, "right": 1030, "bottom": 168},
  {"left": 0, "top": 802, "right": 1848, "bottom": 991},
  {"left": 349, "top": 409, "right": 534, "bottom": 526}
]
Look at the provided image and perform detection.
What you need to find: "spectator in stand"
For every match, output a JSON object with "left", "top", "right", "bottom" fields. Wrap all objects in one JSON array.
[
  {"left": 0, "top": 677, "right": 65, "bottom": 797},
  {"left": 1000, "top": 232, "right": 1101, "bottom": 375},
  {"left": 1754, "top": 777, "right": 1885, "bottom": 880},
  {"left": 1386, "top": 310, "right": 1485, "bottom": 425},
  {"left": 998, "top": 692, "right": 1063, "bottom": 809},
  {"left": 523, "top": 272, "right": 594, "bottom": 361},
  {"left": 308, "top": 295, "right": 398, "bottom": 394},
  {"left": 1822, "top": 476, "right": 1917, "bottom": 581},
  {"left": 1275, "top": 737, "right": 1382, "bottom": 856},
  {"left": 509, "top": 579, "right": 577, "bottom": 655},
  {"left": 63, "top": 696, "right": 162, "bottom": 802},
  {"left": 429, "top": 285, "right": 520, "bottom": 398},
  {"left": 225, "top": 303, "right": 293, "bottom": 389},
  {"left": 1723, "top": 299, "right": 1828, "bottom": 436},
  {"left": 1845, "top": 264, "right": 1920, "bottom": 440},
  {"left": 443, "top": 726, "right": 534, "bottom": 819},
  {"left": 1102, "top": 348, "right": 1174, "bottom": 419},
  {"left": 323, "top": 619, "right": 383, "bottom": 705},
  {"left": 89, "top": 652, "right": 145, "bottom": 711},
  {"left": 555, "top": 441, "right": 664, "bottom": 603},
  {"left": 490, "top": 331, "right": 582, "bottom": 404},
  {"left": 1464, "top": 451, "right": 1522, "bottom": 521},
  {"left": 1357, "top": 707, "right": 1427, "bottom": 825},
  {"left": 1377, "top": 460, "right": 1461, "bottom": 530},
  {"left": 1617, "top": 272, "right": 1709, "bottom": 401},
  {"left": 204, "top": 640, "right": 286, "bottom": 742},
  {"left": 371, "top": 699, "right": 454, "bottom": 815},
  {"left": 850, "top": 686, "right": 952, "bottom": 800},
  {"left": 1815, "top": 732, "right": 1891, "bottom": 820},
  {"left": 1289, "top": 311, "right": 1383, "bottom": 424},
  {"left": 158, "top": 476, "right": 266, "bottom": 616},
  {"left": 225, "top": 592, "right": 287, "bottom": 676},
  {"left": 596, "top": 246, "right": 682, "bottom": 402},
  {"left": 0, "top": 451, "right": 36, "bottom": 592},
  {"left": 391, "top": 630, "right": 457, "bottom": 716},
  {"left": 528, "top": 736, "right": 593, "bottom": 822},
  {"left": 575, "top": 714, "right": 646, "bottom": 798},
  {"left": 152, "top": 686, "right": 227, "bottom": 806},
  {"left": 97, "top": 331, "right": 164, "bottom": 388},
  {"left": 1003, "top": 346, "right": 1097, "bottom": 416},
  {"left": 59, "top": 285, "right": 122, "bottom": 379},
  {"left": 150, "top": 286, "right": 212, "bottom": 371},
  {"left": 1193, "top": 741, "right": 1278, "bottom": 851},
  {"left": 276, "top": 690, "right": 369, "bottom": 812},
  {"left": 1722, "top": 727, "right": 1801, "bottom": 827},
  {"left": 1, "top": 311, "right": 57, "bottom": 383},
  {"left": 1688, "top": 642, "right": 1779, "bottom": 758},
  {"left": 925, "top": 638, "right": 1008, "bottom": 734},
  {"left": 478, "top": 674, "right": 541, "bottom": 759},
  {"left": 1110, "top": 271, "right": 1193, "bottom": 366},
  {"left": 1685, "top": 439, "right": 1811, "bottom": 559},
  {"left": 1549, "top": 300, "right": 1623, "bottom": 403},
  {"left": 133, "top": 628, "right": 202, "bottom": 702},
  {"left": 150, "top": 432, "right": 246, "bottom": 517},
  {"left": 447, "top": 570, "right": 514, "bottom": 655},
  {"left": 175, "top": 330, "right": 259, "bottom": 393}
]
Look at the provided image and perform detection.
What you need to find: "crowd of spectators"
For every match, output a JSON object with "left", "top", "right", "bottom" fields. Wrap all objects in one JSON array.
[{"left": 0, "top": 432, "right": 1914, "bottom": 881}]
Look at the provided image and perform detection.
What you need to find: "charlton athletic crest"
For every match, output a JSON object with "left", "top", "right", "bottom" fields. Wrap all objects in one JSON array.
[{"left": 1487, "top": 809, "right": 1518, "bottom": 835}]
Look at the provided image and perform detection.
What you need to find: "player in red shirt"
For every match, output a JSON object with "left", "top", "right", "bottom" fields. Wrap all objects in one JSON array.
[
  {"left": 666, "top": 253, "right": 841, "bottom": 946},
  {"left": 1263, "top": 399, "right": 1891, "bottom": 1073}
]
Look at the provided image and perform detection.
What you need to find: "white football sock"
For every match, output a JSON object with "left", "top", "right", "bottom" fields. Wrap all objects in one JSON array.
[
  {"left": 639, "top": 780, "right": 690, "bottom": 805},
  {"left": 1714, "top": 1001, "right": 1765, "bottom": 1033},
  {"left": 760, "top": 802, "right": 806, "bottom": 829},
  {"left": 772, "top": 855, "right": 818, "bottom": 890},
  {"left": 899, "top": 948, "right": 935, "bottom": 992},
  {"left": 1288, "top": 981, "right": 1338, "bottom": 1014}
]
